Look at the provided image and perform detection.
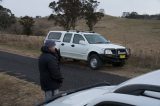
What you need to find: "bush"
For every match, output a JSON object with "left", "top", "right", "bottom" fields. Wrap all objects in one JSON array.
[
  {"left": 0, "top": 5, "right": 16, "bottom": 30},
  {"left": 19, "top": 16, "right": 35, "bottom": 35},
  {"left": 33, "top": 30, "right": 46, "bottom": 36}
]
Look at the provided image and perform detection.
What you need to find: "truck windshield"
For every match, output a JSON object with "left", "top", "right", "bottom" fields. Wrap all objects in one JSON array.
[{"left": 84, "top": 34, "right": 110, "bottom": 44}]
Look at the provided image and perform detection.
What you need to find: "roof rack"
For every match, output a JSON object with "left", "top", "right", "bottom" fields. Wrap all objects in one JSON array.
[
  {"left": 66, "top": 30, "right": 95, "bottom": 33},
  {"left": 81, "top": 31, "right": 95, "bottom": 33},
  {"left": 66, "top": 30, "right": 80, "bottom": 33}
]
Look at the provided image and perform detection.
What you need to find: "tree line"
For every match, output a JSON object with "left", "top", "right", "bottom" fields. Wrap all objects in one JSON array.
[
  {"left": 0, "top": 4, "right": 35, "bottom": 35},
  {"left": 124, "top": 12, "right": 160, "bottom": 20},
  {"left": 0, "top": 5, "right": 16, "bottom": 30},
  {"left": 0, "top": 0, "right": 104, "bottom": 35}
]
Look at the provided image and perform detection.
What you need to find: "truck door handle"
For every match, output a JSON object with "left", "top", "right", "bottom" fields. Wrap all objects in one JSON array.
[
  {"left": 71, "top": 44, "right": 75, "bottom": 47},
  {"left": 61, "top": 43, "right": 65, "bottom": 46}
]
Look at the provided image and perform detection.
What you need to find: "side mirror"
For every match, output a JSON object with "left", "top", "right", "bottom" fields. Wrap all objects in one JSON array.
[{"left": 79, "top": 40, "right": 86, "bottom": 45}]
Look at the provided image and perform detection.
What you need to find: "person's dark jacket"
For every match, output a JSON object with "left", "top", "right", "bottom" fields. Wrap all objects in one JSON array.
[{"left": 38, "top": 46, "right": 63, "bottom": 91}]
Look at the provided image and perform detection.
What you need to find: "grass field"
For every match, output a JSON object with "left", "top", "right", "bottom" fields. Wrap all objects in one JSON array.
[
  {"left": 0, "top": 72, "right": 43, "bottom": 106},
  {"left": 0, "top": 34, "right": 43, "bottom": 57},
  {"left": 0, "top": 15, "right": 160, "bottom": 76}
]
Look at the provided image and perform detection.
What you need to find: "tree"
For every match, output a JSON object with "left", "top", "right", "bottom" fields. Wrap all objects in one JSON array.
[
  {"left": 49, "top": 0, "right": 84, "bottom": 30},
  {"left": 125, "top": 12, "right": 139, "bottom": 19},
  {"left": 83, "top": 0, "right": 104, "bottom": 31},
  {"left": 49, "top": 0, "right": 103, "bottom": 31},
  {"left": 48, "top": 14, "right": 55, "bottom": 20},
  {"left": 53, "top": 14, "right": 72, "bottom": 30},
  {"left": 0, "top": 5, "right": 16, "bottom": 30},
  {"left": 19, "top": 16, "right": 35, "bottom": 35}
]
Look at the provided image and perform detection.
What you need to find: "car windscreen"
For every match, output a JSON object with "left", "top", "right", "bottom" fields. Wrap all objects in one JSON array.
[
  {"left": 48, "top": 32, "right": 62, "bottom": 40},
  {"left": 84, "top": 34, "right": 109, "bottom": 44}
]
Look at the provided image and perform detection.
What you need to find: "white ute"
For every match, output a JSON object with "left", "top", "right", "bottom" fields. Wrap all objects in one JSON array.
[
  {"left": 44, "top": 31, "right": 130, "bottom": 69},
  {"left": 38, "top": 69, "right": 160, "bottom": 106}
]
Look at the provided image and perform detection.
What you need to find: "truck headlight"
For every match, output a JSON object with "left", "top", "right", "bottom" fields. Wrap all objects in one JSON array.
[{"left": 105, "top": 49, "right": 112, "bottom": 54}]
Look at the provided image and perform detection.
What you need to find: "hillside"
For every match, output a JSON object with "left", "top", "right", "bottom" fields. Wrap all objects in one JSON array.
[
  {"left": 25, "top": 15, "right": 160, "bottom": 70},
  {"left": 34, "top": 15, "right": 160, "bottom": 54},
  {"left": 94, "top": 16, "right": 160, "bottom": 53}
]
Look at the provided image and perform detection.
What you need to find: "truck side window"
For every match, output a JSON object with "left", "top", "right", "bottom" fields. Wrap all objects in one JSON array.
[
  {"left": 73, "top": 34, "right": 85, "bottom": 44},
  {"left": 48, "top": 32, "right": 62, "bottom": 40},
  {"left": 63, "top": 33, "right": 72, "bottom": 43}
]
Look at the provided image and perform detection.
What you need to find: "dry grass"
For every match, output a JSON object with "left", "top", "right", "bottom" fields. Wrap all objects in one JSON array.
[
  {"left": 93, "top": 16, "right": 160, "bottom": 69},
  {"left": 0, "top": 34, "right": 44, "bottom": 49},
  {"left": 0, "top": 72, "right": 44, "bottom": 106},
  {"left": 0, "top": 34, "right": 44, "bottom": 57},
  {"left": 0, "top": 44, "right": 40, "bottom": 58},
  {"left": 0, "top": 15, "right": 160, "bottom": 72}
]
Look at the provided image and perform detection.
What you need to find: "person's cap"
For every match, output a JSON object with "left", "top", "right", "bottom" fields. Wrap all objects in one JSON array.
[{"left": 44, "top": 40, "right": 56, "bottom": 48}]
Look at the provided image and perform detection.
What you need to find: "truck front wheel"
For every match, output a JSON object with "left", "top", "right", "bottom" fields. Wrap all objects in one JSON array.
[{"left": 88, "top": 54, "right": 102, "bottom": 70}]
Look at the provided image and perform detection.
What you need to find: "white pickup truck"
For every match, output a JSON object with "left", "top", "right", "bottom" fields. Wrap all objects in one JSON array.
[{"left": 44, "top": 31, "right": 130, "bottom": 69}]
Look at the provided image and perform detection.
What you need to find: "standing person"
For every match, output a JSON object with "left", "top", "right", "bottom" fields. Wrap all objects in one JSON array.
[{"left": 38, "top": 40, "right": 63, "bottom": 101}]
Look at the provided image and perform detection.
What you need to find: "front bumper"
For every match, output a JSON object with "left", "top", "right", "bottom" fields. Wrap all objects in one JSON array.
[
  {"left": 99, "top": 54, "right": 129, "bottom": 63},
  {"left": 100, "top": 49, "right": 130, "bottom": 63}
]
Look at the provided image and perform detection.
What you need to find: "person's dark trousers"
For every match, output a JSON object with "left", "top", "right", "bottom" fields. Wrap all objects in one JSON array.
[{"left": 44, "top": 89, "right": 59, "bottom": 101}]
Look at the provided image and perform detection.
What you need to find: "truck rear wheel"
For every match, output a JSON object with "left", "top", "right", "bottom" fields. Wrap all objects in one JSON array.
[{"left": 88, "top": 54, "right": 102, "bottom": 70}]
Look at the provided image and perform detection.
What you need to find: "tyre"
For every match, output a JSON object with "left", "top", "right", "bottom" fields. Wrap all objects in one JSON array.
[
  {"left": 112, "top": 61, "right": 125, "bottom": 67},
  {"left": 88, "top": 54, "right": 102, "bottom": 70}
]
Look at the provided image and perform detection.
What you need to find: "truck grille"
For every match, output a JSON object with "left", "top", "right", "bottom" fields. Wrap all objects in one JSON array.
[
  {"left": 117, "top": 49, "right": 126, "bottom": 54},
  {"left": 111, "top": 49, "right": 126, "bottom": 55}
]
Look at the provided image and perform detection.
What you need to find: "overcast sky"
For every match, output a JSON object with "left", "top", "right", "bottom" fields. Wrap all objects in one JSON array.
[{"left": 1, "top": 0, "right": 160, "bottom": 17}]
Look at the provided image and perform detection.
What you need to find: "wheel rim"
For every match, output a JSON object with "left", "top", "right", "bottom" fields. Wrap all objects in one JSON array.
[{"left": 90, "top": 58, "right": 98, "bottom": 68}]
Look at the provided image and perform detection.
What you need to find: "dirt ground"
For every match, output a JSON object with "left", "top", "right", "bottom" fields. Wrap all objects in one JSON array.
[
  {"left": 101, "top": 64, "right": 151, "bottom": 78},
  {"left": 0, "top": 72, "right": 44, "bottom": 106}
]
